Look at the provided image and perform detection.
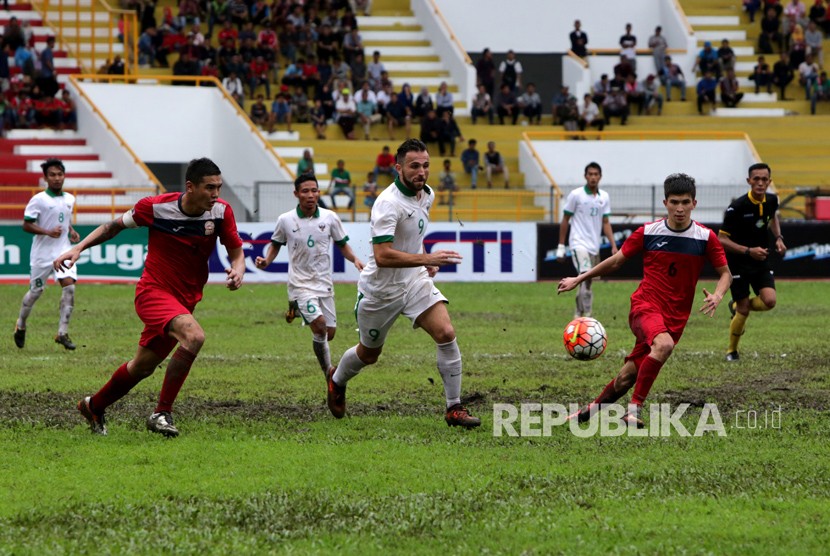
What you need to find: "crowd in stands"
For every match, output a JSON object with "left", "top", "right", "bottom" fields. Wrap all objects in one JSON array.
[{"left": 1, "top": 21, "right": 77, "bottom": 135}]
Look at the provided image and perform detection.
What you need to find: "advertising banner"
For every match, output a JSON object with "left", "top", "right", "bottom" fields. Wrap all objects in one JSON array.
[{"left": 537, "top": 222, "right": 830, "bottom": 280}]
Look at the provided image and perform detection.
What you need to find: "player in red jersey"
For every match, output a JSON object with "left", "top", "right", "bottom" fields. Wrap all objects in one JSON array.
[
  {"left": 558, "top": 173, "right": 732, "bottom": 427},
  {"left": 54, "top": 158, "right": 245, "bottom": 437}
]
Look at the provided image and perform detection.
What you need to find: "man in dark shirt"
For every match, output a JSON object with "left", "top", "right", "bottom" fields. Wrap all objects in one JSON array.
[
  {"left": 570, "top": 20, "right": 588, "bottom": 57},
  {"left": 718, "top": 163, "right": 787, "bottom": 362}
]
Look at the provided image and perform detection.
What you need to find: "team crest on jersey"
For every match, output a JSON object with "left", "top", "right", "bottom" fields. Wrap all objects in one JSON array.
[
  {"left": 318, "top": 223, "right": 326, "bottom": 231},
  {"left": 204, "top": 220, "right": 216, "bottom": 235}
]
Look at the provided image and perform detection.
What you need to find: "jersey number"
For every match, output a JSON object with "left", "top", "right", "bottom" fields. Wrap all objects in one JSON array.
[
  {"left": 307, "top": 235, "right": 315, "bottom": 247},
  {"left": 306, "top": 300, "right": 316, "bottom": 314},
  {"left": 418, "top": 219, "right": 424, "bottom": 235},
  {"left": 590, "top": 207, "right": 598, "bottom": 216},
  {"left": 667, "top": 262, "right": 677, "bottom": 277},
  {"left": 58, "top": 212, "right": 64, "bottom": 223}
]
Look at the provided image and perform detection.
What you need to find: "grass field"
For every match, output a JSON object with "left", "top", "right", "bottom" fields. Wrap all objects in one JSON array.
[{"left": 1, "top": 280, "right": 829, "bottom": 554}]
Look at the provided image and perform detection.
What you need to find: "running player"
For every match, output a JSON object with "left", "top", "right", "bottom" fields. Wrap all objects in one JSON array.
[
  {"left": 326, "top": 139, "right": 481, "bottom": 428},
  {"left": 556, "top": 161, "right": 618, "bottom": 318},
  {"left": 255, "top": 173, "right": 364, "bottom": 377},
  {"left": 14, "top": 159, "right": 80, "bottom": 350},
  {"left": 54, "top": 158, "right": 245, "bottom": 437},
  {"left": 559, "top": 173, "right": 732, "bottom": 427},
  {"left": 718, "top": 163, "right": 786, "bottom": 362}
]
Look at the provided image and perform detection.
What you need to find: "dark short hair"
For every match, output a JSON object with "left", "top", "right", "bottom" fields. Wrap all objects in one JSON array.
[
  {"left": 748, "top": 162, "right": 771, "bottom": 177},
  {"left": 396, "top": 138, "right": 428, "bottom": 165},
  {"left": 664, "top": 173, "right": 696, "bottom": 200},
  {"left": 584, "top": 162, "right": 602, "bottom": 175},
  {"left": 294, "top": 173, "right": 318, "bottom": 191},
  {"left": 185, "top": 157, "right": 221, "bottom": 185},
  {"left": 40, "top": 158, "right": 65, "bottom": 177}
]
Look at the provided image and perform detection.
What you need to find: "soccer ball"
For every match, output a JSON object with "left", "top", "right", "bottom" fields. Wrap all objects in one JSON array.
[{"left": 563, "top": 317, "right": 607, "bottom": 360}]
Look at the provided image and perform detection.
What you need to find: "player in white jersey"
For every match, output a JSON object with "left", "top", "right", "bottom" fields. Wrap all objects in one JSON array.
[
  {"left": 325, "top": 139, "right": 481, "bottom": 429},
  {"left": 14, "top": 159, "right": 80, "bottom": 350},
  {"left": 255, "top": 174, "right": 364, "bottom": 377},
  {"left": 556, "top": 162, "right": 617, "bottom": 317}
]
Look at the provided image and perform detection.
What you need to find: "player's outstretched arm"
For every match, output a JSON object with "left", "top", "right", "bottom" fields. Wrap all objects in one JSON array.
[
  {"left": 225, "top": 246, "right": 245, "bottom": 290},
  {"left": 558, "top": 249, "right": 627, "bottom": 294},
  {"left": 53, "top": 217, "right": 126, "bottom": 270},
  {"left": 373, "top": 242, "right": 462, "bottom": 269},
  {"left": 699, "top": 264, "right": 732, "bottom": 317}
]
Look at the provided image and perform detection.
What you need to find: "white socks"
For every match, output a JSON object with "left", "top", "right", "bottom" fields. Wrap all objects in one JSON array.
[
  {"left": 312, "top": 333, "right": 331, "bottom": 373},
  {"left": 59, "top": 284, "right": 75, "bottom": 335},
  {"left": 437, "top": 338, "right": 462, "bottom": 408},
  {"left": 17, "top": 287, "right": 43, "bottom": 329},
  {"left": 332, "top": 346, "right": 366, "bottom": 386}
]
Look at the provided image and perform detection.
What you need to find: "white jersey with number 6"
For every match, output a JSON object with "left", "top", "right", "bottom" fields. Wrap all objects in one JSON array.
[
  {"left": 271, "top": 206, "right": 349, "bottom": 299},
  {"left": 359, "top": 179, "right": 434, "bottom": 300},
  {"left": 24, "top": 189, "right": 76, "bottom": 266},
  {"left": 562, "top": 186, "right": 611, "bottom": 256}
]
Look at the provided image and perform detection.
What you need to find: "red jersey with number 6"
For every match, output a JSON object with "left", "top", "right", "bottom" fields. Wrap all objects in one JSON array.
[
  {"left": 128, "top": 192, "right": 243, "bottom": 306},
  {"left": 621, "top": 219, "right": 727, "bottom": 331}
]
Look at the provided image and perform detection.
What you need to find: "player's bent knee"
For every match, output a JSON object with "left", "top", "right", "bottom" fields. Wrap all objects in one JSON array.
[{"left": 181, "top": 328, "right": 206, "bottom": 352}]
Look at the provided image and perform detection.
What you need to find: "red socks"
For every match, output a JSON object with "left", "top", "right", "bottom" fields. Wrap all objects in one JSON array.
[
  {"left": 631, "top": 356, "right": 665, "bottom": 406},
  {"left": 593, "top": 378, "right": 625, "bottom": 406},
  {"left": 155, "top": 346, "right": 197, "bottom": 413},
  {"left": 90, "top": 362, "right": 141, "bottom": 415}
]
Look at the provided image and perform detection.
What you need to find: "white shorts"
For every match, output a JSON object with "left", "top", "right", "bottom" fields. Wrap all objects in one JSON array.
[
  {"left": 30, "top": 263, "right": 77, "bottom": 290},
  {"left": 355, "top": 276, "right": 447, "bottom": 348},
  {"left": 570, "top": 248, "right": 599, "bottom": 275},
  {"left": 293, "top": 295, "right": 336, "bottom": 327}
]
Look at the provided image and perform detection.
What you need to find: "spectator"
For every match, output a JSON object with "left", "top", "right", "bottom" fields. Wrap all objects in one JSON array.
[
  {"left": 3, "top": 17, "right": 25, "bottom": 52},
  {"left": 38, "top": 37, "right": 57, "bottom": 92},
  {"left": 250, "top": 0, "right": 270, "bottom": 26},
  {"left": 268, "top": 93, "right": 292, "bottom": 133},
  {"left": 783, "top": 0, "right": 808, "bottom": 39},
  {"left": 749, "top": 55, "right": 773, "bottom": 93},
  {"left": 249, "top": 55, "right": 271, "bottom": 98},
  {"left": 249, "top": 94, "right": 269, "bottom": 127},
  {"left": 222, "top": 70, "right": 244, "bottom": 104},
  {"left": 437, "top": 159, "right": 458, "bottom": 205},
  {"left": 386, "top": 92, "right": 412, "bottom": 141},
  {"left": 172, "top": 52, "right": 200, "bottom": 84},
  {"left": 59, "top": 90, "right": 77, "bottom": 131},
  {"left": 484, "top": 141, "right": 509, "bottom": 188},
  {"left": 591, "top": 74, "right": 610, "bottom": 105},
  {"left": 291, "top": 86, "right": 309, "bottom": 122},
  {"left": 744, "top": 0, "right": 762, "bottom": 22},
  {"left": 619, "top": 23, "right": 638, "bottom": 72},
  {"left": 570, "top": 20, "right": 588, "bottom": 58},
  {"left": 316, "top": 23, "right": 337, "bottom": 63},
  {"left": 435, "top": 81, "right": 454, "bottom": 118},
  {"left": 414, "top": 86, "right": 434, "bottom": 119},
  {"left": 552, "top": 84, "right": 576, "bottom": 125},
  {"left": 350, "top": 51, "right": 368, "bottom": 89},
  {"left": 363, "top": 172, "right": 378, "bottom": 210},
  {"left": 373, "top": 145, "right": 398, "bottom": 182},
  {"left": 419, "top": 108, "right": 441, "bottom": 150},
  {"left": 297, "top": 148, "right": 315, "bottom": 176},
  {"left": 301, "top": 56, "right": 321, "bottom": 93},
  {"left": 810, "top": 70, "right": 830, "bottom": 113},
  {"left": 789, "top": 22, "right": 807, "bottom": 67},
  {"left": 475, "top": 48, "right": 496, "bottom": 97},
  {"left": 460, "top": 139, "right": 481, "bottom": 189},
  {"left": 695, "top": 41, "right": 721, "bottom": 78},
  {"left": 577, "top": 93, "right": 605, "bottom": 135},
  {"left": 718, "top": 39, "right": 736, "bottom": 73},
  {"left": 623, "top": 73, "right": 645, "bottom": 114},
  {"left": 648, "top": 26, "right": 668, "bottom": 76},
  {"left": 375, "top": 82, "right": 392, "bottom": 120},
  {"left": 328, "top": 159, "right": 354, "bottom": 209},
  {"left": 351, "top": 0, "right": 372, "bottom": 17},
  {"left": 661, "top": 56, "right": 687, "bottom": 101},
  {"left": 367, "top": 50, "right": 385, "bottom": 91},
  {"left": 798, "top": 52, "right": 820, "bottom": 98},
  {"left": 438, "top": 111, "right": 463, "bottom": 156},
  {"left": 809, "top": 0, "right": 825, "bottom": 24},
  {"left": 612, "top": 55, "right": 634, "bottom": 86},
  {"left": 603, "top": 87, "right": 629, "bottom": 125},
  {"left": 773, "top": 52, "right": 795, "bottom": 98},
  {"left": 178, "top": 0, "right": 201, "bottom": 30},
  {"left": 355, "top": 87, "right": 379, "bottom": 140},
  {"left": 518, "top": 82, "right": 543, "bottom": 125},
  {"left": 804, "top": 20, "right": 823, "bottom": 67},
  {"left": 499, "top": 49, "right": 523, "bottom": 91},
  {"left": 760, "top": 7, "right": 783, "bottom": 54},
  {"left": 697, "top": 70, "right": 719, "bottom": 114},
  {"left": 335, "top": 87, "right": 357, "bottom": 140},
  {"left": 642, "top": 74, "right": 664, "bottom": 115},
  {"left": 470, "top": 83, "right": 494, "bottom": 124},
  {"left": 342, "top": 27, "right": 363, "bottom": 64},
  {"left": 310, "top": 98, "right": 328, "bottom": 139},
  {"left": 557, "top": 96, "right": 580, "bottom": 136},
  {"left": 496, "top": 83, "right": 518, "bottom": 125},
  {"left": 720, "top": 68, "right": 744, "bottom": 107},
  {"left": 399, "top": 83, "right": 416, "bottom": 115}
]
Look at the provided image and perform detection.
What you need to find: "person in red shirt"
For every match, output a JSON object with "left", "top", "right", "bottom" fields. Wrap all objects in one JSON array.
[
  {"left": 372, "top": 145, "right": 397, "bottom": 183},
  {"left": 558, "top": 173, "right": 732, "bottom": 427},
  {"left": 54, "top": 158, "right": 246, "bottom": 438}
]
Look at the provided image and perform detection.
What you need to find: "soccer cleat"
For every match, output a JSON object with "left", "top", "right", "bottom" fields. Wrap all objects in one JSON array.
[
  {"left": 55, "top": 334, "right": 76, "bottom": 350},
  {"left": 13, "top": 326, "right": 25, "bottom": 349},
  {"left": 728, "top": 298, "right": 736, "bottom": 318},
  {"left": 284, "top": 301, "right": 297, "bottom": 323},
  {"left": 326, "top": 367, "right": 346, "bottom": 419},
  {"left": 566, "top": 404, "right": 595, "bottom": 424},
  {"left": 78, "top": 396, "right": 107, "bottom": 435},
  {"left": 726, "top": 351, "right": 740, "bottom": 362},
  {"left": 146, "top": 411, "right": 180, "bottom": 438},
  {"left": 621, "top": 407, "right": 645, "bottom": 429},
  {"left": 445, "top": 404, "right": 481, "bottom": 429}
]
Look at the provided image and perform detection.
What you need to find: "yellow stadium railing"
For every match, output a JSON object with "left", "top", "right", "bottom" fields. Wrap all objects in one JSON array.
[
  {"left": 33, "top": 0, "right": 139, "bottom": 74},
  {"left": 426, "top": 0, "right": 473, "bottom": 65}
]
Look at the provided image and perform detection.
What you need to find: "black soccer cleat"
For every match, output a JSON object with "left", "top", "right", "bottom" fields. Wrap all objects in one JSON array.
[
  {"left": 726, "top": 351, "right": 740, "bottom": 362},
  {"left": 78, "top": 396, "right": 107, "bottom": 435},
  {"left": 146, "top": 411, "right": 180, "bottom": 438},
  {"left": 445, "top": 404, "right": 481, "bottom": 429},
  {"left": 326, "top": 367, "right": 347, "bottom": 419},
  {"left": 13, "top": 326, "right": 25, "bottom": 349},
  {"left": 55, "top": 334, "right": 76, "bottom": 350},
  {"left": 621, "top": 406, "right": 645, "bottom": 429}
]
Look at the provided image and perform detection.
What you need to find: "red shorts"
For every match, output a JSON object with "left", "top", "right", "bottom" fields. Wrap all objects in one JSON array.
[
  {"left": 625, "top": 301, "right": 685, "bottom": 368},
  {"left": 135, "top": 288, "right": 194, "bottom": 358}
]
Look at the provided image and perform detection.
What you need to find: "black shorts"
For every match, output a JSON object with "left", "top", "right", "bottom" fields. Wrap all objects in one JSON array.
[{"left": 730, "top": 267, "right": 775, "bottom": 301}]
